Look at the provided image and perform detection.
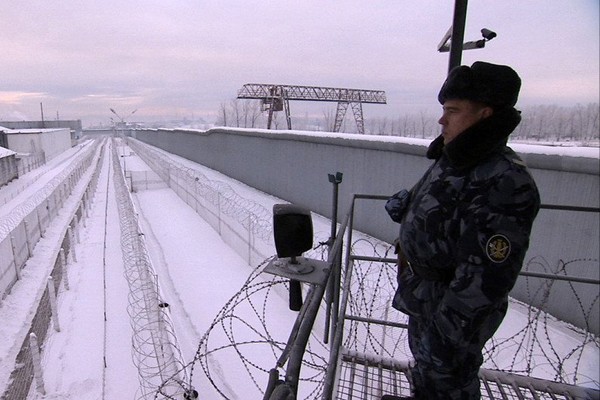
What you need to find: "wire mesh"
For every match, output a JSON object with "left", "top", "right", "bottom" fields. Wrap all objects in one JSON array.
[
  {"left": 122, "top": 137, "right": 598, "bottom": 399},
  {"left": 1, "top": 140, "right": 104, "bottom": 400},
  {"left": 179, "top": 213, "right": 597, "bottom": 399},
  {"left": 126, "top": 137, "right": 273, "bottom": 266}
]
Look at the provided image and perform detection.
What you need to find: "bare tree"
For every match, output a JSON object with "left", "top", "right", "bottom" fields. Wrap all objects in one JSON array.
[
  {"left": 215, "top": 100, "right": 599, "bottom": 143},
  {"left": 322, "top": 106, "right": 335, "bottom": 132},
  {"left": 216, "top": 102, "right": 228, "bottom": 126},
  {"left": 247, "top": 100, "right": 262, "bottom": 128}
]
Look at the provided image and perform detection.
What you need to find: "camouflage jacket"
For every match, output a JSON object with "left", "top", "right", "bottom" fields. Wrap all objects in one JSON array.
[{"left": 388, "top": 108, "right": 540, "bottom": 348}]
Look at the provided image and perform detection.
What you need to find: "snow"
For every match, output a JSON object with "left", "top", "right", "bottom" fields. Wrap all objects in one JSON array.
[
  {"left": 0, "top": 137, "right": 598, "bottom": 399},
  {"left": 192, "top": 126, "right": 600, "bottom": 158},
  {"left": 0, "top": 146, "right": 16, "bottom": 158}
]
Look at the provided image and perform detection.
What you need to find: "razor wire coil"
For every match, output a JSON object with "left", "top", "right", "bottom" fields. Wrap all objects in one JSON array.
[
  {"left": 124, "top": 136, "right": 598, "bottom": 398},
  {"left": 111, "top": 138, "right": 193, "bottom": 399}
]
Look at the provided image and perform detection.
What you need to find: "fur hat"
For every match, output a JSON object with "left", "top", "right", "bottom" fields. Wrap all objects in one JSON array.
[{"left": 438, "top": 61, "right": 521, "bottom": 109}]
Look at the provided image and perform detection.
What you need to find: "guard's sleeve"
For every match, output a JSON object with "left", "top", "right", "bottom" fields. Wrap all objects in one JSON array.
[
  {"left": 385, "top": 189, "right": 411, "bottom": 223},
  {"left": 431, "top": 167, "right": 540, "bottom": 347}
]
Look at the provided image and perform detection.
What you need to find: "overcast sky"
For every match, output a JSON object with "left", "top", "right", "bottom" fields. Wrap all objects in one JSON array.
[{"left": 1, "top": 1, "right": 598, "bottom": 127}]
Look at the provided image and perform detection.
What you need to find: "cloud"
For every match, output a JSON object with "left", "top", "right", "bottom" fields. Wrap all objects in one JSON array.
[
  {"left": 0, "top": 1, "right": 598, "bottom": 126},
  {"left": 0, "top": 91, "right": 48, "bottom": 105}
]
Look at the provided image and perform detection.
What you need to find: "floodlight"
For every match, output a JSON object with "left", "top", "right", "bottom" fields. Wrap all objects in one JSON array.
[
  {"left": 271, "top": 204, "right": 314, "bottom": 311},
  {"left": 273, "top": 204, "right": 313, "bottom": 261}
]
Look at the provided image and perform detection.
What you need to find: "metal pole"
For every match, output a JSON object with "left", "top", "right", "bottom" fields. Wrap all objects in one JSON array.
[
  {"left": 10, "top": 235, "right": 21, "bottom": 281},
  {"left": 324, "top": 173, "right": 342, "bottom": 344},
  {"left": 29, "top": 333, "right": 46, "bottom": 395},
  {"left": 48, "top": 277, "right": 61, "bottom": 332},
  {"left": 448, "top": 0, "right": 468, "bottom": 72},
  {"left": 60, "top": 248, "right": 70, "bottom": 290},
  {"left": 267, "top": 103, "right": 274, "bottom": 129},
  {"left": 68, "top": 226, "right": 77, "bottom": 262}
]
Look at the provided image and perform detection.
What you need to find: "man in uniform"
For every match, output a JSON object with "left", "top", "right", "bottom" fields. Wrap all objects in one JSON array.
[{"left": 383, "top": 61, "right": 540, "bottom": 399}]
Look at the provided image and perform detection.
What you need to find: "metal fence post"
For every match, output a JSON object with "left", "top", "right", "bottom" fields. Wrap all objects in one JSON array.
[
  {"left": 37, "top": 208, "right": 44, "bottom": 238},
  {"left": 74, "top": 220, "right": 81, "bottom": 243},
  {"left": 47, "top": 277, "right": 61, "bottom": 332},
  {"left": 23, "top": 221, "right": 32, "bottom": 257},
  {"left": 9, "top": 235, "right": 21, "bottom": 281},
  {"left": 29, "top": 333, "right": 46, "bottom": 395},
  {"left": 79, "top": 200, "right": 86, "bottom": 229},
  {"left": 68, "top": 226, "right": 78, "bottom": 262},
  {"left": 60, "top": 249, "right": 70, "bottom": 291}
]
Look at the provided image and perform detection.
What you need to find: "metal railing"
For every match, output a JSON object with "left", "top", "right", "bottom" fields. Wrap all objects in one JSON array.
[{"left": 319, "top": 193, "right": 599, "bottom": 400}]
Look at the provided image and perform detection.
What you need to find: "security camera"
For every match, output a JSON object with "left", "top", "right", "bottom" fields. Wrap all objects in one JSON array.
[{"left": 481, "top": 28, "right": 497, "bottom": 40}]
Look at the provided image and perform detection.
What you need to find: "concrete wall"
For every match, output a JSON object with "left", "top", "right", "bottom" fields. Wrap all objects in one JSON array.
[
  {"left": 0, "top": 148, "right": 18, "bottom": 187},
  {"left": 131, "top": 127, "right": 599, "bottom": 332},
  {"left": 0, "top": 120, "right": 82, "bottom": 135},
  {"left": 4, "top": 128, "right": 72, "bottom": 160}
]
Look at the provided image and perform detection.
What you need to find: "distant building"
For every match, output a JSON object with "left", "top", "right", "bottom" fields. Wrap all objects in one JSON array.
[
  {"left": 0, "top": 120, "right": 82, "bottom": 140},
  {"left": 0, "top": 126, "right": 72, "bottom": 160},
  {"left": 0, "top": 146, "right": 18, "bottom": 187}
]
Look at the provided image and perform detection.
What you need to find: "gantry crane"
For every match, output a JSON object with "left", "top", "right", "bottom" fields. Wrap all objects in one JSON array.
[{"left": 236, "top": 83, "right": 387, "bottom": 134}]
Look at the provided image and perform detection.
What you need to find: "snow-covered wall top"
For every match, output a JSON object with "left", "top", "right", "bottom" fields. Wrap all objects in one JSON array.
[
  {"left": 3, "top": 128, "right": 72, "bottom": 159},
  {"left": 130, "top": 125, "right": 598, "bottom": 236}
]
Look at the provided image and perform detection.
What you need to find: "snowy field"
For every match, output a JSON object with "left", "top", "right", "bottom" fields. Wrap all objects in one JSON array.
[{"left": 0, "top": 137, "right": 597, "bottom": 399}]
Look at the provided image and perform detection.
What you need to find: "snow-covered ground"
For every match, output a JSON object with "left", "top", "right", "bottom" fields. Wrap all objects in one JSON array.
[{"left": 0, "top": 137, "right": 598, "bottom": 399}]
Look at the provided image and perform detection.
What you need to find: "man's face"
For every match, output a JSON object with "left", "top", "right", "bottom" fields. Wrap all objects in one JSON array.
[{"left": 438, "top": 99, "right": 493, "bottom": 144}]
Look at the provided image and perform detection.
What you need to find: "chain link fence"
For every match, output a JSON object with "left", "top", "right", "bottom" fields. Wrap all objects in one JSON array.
[{"left": 1, "top": 140, "right": 104, "bottom": 399}]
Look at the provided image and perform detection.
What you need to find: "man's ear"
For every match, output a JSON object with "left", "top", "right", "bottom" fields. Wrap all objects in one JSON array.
[{"left": 481, "top": 106, "right": 494, "bottom": 119}]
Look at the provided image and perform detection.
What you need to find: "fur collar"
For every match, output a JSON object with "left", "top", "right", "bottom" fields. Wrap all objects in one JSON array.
[{"left": 426, "top": 107, "right": 521, "bottom": 169}]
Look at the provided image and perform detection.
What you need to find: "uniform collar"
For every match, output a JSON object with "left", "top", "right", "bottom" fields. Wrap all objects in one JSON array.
[{"left": 426, "top": 107, "right": 521, "bottom": 169}]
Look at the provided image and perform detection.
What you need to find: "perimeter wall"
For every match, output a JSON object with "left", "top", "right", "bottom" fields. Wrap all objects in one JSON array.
[{"left": 98, "top": 127, "right": 599, "bottom": 333}]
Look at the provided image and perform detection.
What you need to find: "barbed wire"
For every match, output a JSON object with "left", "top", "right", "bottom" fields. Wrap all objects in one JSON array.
[
  {"left": 0, "top": 142, "right": 97, "bottom": 240},
  {"left": 126, "top": 137, "right": 598, "bottom": 397},
  {"left": 111, "top": 138, "right": 192, "bottom": 399},
  {"left": 174, "top": 242, "right": 598, "bottom": 398},
  {"left": 484, "top": 257, "right": 600, "bottom": 387},
  {"left": 126, "top": 138, "right": 273, "bottom": 243}
]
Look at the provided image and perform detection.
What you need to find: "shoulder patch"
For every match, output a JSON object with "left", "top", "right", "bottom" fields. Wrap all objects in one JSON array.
[{"left": 486, "top": 234, "right": 511, "bottom": 263}]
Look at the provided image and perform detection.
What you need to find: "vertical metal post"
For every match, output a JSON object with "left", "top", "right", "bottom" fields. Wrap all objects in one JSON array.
[
  {"left": 60, "top": 248, "right": 70, "bottom": 290},
  {"left": 448, "top": 0, "right": 469, "bottom": 72},
  {"left": 86, "top": 190, "right": 92, "bottom": 211},
  {"left": 324, "top": 172, "right": 343, "bottom": 344},
  {"left": 29, "top": 333, "right": 46, "bottom": 395},
  {"left": 283, "top": 97, "right": 292, "bottom": 130},
  {"left": 334, "top": 102, "right": 349, "bottom": 132},
  {"left": 82, "top": 199, "right": 88, "bottom": 228},
  {"left": 10, "top": 235, "right": 21, "bottom": 281},
  {"left": 68, "top": 226, "right": 77, "bottom": 262},
  {"left": 37, "top": 208, "right": 44, "bottom": 238},
  {"left": 47, "top": 277, "right": 61, "bottom": 332},
  {"left": 74, "top": 220, "right": 81, "bottom": 243},
  {"left": 23, "top": 221, "right": 32, "bottom": 257},
  {"left": 267, "top": 105, "right": 275, "bottom": 129}
]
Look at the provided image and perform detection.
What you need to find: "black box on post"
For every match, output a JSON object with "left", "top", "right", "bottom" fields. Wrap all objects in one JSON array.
[{"left": 273, "top": 204, "right": 313, "bottom": 259}]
